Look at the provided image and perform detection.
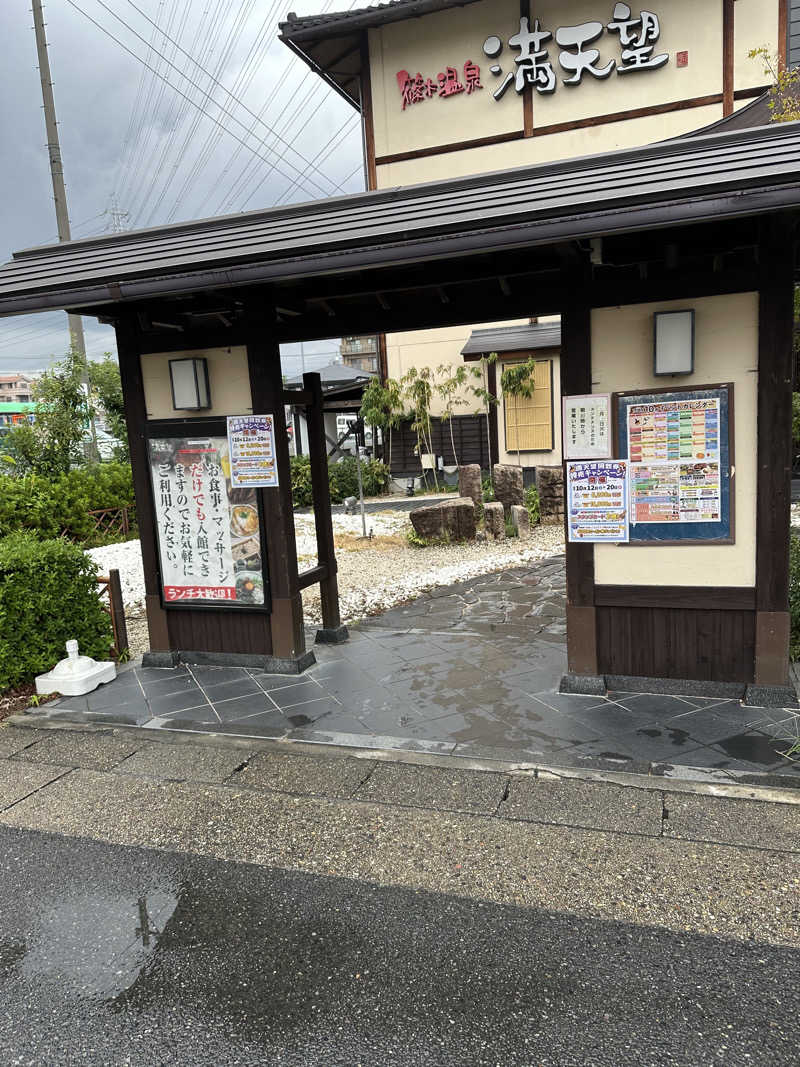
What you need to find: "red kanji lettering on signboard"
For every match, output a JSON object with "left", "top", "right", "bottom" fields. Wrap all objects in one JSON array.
[
  {"left": 437, "top": 66, "right": 465, "bottom": 96},
  {"left": 463, "top": 60, "right": 483, "bottom": 94}
]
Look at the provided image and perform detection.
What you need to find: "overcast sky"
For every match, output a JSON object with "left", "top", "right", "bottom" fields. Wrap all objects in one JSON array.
[{"left": 0, "top": 0, "right": 372, "bottom": 377}]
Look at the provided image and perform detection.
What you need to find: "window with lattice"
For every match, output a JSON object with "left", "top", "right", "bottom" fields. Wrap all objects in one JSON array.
[{"left": 503, "top": 359, "right": 553, "bottom": 452}]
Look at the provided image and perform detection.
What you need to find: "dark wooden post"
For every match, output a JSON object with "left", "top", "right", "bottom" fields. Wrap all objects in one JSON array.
[
  {"left": 108, "top": 568, "right": 129, "bottom": 659},
  {"left": 560, "top": 284, "right": 603, "bottom": 692},
  {"left": 244, "top": 299, "right": 309, "bottom": 665},
  {"left": 752, "top": 216, "right": 797, "bottom": 699},
  {"left": 304, "top": 372, "right": 348, "bottom": 643},
  {"left": 114, "top": 313, "right": 170, "bottom": 655}
]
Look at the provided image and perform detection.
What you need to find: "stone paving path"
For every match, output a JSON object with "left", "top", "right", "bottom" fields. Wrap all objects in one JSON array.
[{"left": 33, "top": 554, "right": 800, "bottom": 784}]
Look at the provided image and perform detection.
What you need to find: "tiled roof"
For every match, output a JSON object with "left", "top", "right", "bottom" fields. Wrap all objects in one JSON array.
[
  {"left": 461, "top": 323, "right": 561, "bottom": 357},
  {"left": 0, "top": 121, "right": 798, "bottom": 317},
  {"left": 280, "top": 1, "right": 481, "bottom": 39}
]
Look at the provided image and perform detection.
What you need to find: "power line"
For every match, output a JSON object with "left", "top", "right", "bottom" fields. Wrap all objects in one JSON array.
[
  {"left": 128, "top": 0, "right": 234, "bottom": 226},
  {"left": 73, "top": 0, "right": 341, "bottom": 202},
  {"left": 63, "top": 0, "right": 336, "bottom": 203},
  {"left": 159, "top": 0, "right": 282, "bottom": 224}
]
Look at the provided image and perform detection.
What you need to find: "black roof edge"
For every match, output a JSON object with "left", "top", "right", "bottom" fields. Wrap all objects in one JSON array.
[
  {"left": 13, "top": 118, "right": 798, "bottom": 265},
  {"left": 279, "top": 34, "right": 362, "bottom": 112},
  {"left": 278, "top": 0, "right": 483, "bottom": 42}
]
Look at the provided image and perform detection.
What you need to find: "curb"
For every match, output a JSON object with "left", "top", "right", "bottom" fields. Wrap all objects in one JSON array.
[{"left": 8, "top": 712, "right": 800, "bottom": 805}]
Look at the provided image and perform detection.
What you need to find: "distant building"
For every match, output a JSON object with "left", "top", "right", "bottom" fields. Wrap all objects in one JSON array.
[
  {"left": 0, "top": 373, "right": 36, "bottom": 403},
  {"left": 340, "top": 336, "right": 379, "bottom": 375}
]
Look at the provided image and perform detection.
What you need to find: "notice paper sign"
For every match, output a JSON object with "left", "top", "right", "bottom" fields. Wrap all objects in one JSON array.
[
  {"left": 227, "top": 414, "right": 279, "bottom": 489},
  {"left": 567, "top": 460, "right": 629, "bottom": 543},
  {"left": 563, "top": 394, "right": 611, "bottom": 460}
]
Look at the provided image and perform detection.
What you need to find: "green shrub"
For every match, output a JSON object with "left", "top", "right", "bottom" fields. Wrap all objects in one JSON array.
[
  {"left": 0, "top": 533, "right": 113, "bottom": 691},
  {"left": 482, "top": 478, "right": 495, "bottom": 503},
  {"left": 0, "top": 463, "right": 136, "bottom": 546},
  {"left": 290, "top": 455, "right": 390, "bottom": 508},
  {"left": 525, "top": 485, "right": 541, "bottom": 525},
  {"left": 289, "top": 455, "right": 313, "bottom": 508},
  {"left": 789, "top": 533, "right": 800, "bottom": 661},
  {"left": 505, "top": 516, "right": 518, "bottom": 538}
]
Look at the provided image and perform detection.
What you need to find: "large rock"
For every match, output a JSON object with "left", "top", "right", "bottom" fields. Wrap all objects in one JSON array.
[
  {"left": 483, "top": 501, "right": 505, "bottom": 541},
  {"left": 536, "top": 466, "right": 565, "bottom": 525},
  {"left": 493, "top": 464, "right": 524, "bottom": 515},
  {"left": 510, "top": 504, "right": 531, "bottom": 540},
  {"left": 410, "top": 496, "right": 477, "bottom": 542},
  {"left": 458, "top": 464, "right": 482, "bottom": 510}
]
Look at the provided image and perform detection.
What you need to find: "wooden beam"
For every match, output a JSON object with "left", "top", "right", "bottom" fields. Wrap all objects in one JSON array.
[
  {"left": 360, "top": 33, "right": 378, "bottom": 191},
  {"left": 521, "top": 0, "right": 534, "bottom": 137},
  {"left": 723, "top": 0, "right": 735, "bottom": 117},
  {"left": 779, "top": 0, "right": 788, "bottom": 69},
  {"left": 303, "top": 371, "right": 346, "bottom": 639},
  {"left": 114, "top": 314, "right": 170, "bottom": 652},
  {"left": 244, "top": 299, "right": 306, "bottom": 660},
  {"left": 561, "top": 267, "right": 598, "bottom": 677},
  {"left": 754, "top": 216, "right": 796, "bottom": 685}
]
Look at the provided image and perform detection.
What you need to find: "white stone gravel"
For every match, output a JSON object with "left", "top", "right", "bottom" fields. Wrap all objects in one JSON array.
[{"left": 87, "top": 510, "right": 565, "bottom": 649}]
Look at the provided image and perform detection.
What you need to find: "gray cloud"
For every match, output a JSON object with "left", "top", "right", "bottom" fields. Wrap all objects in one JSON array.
[{"left": 0, "top": 1, "right": 369, "bottom": 376}]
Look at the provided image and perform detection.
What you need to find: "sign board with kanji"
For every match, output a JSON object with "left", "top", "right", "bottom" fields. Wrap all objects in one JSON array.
[
  {"left": 227, "top": 414, "right": 279, "bottom": 489},
  {"left": 148, "top": 435, "right": 267, "bottom": 608},
  {"left": 562, "top": 394, "right": 611, "bottom": 460}
]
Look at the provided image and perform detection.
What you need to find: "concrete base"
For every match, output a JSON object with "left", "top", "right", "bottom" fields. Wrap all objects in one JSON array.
[
  {"left": 743, "top": 684, "right": 800, "bottom": 709},
  {"left": 559, "top": 674, "right": 607, "bottom": 696},
  {"left": 315, "top": 625, "right": 350, "bottom": 645},
  {"left": 605, "top": 675, "right": 746, "bottom": 700},
  {"left": 142, "top": 649, "right": 316, "bottom": 674}
]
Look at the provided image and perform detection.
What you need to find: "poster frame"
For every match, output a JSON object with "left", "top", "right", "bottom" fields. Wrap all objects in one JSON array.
[
  {"left": 145, "top": 417, "right": 272, "bottom": 614},
  {"left": 612, "top": 382, "right": 735, "bottom": 547}
]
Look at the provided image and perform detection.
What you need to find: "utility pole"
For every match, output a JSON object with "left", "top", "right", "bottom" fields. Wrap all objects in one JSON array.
[{"left": 31, "top": 0, "right": 98, "bottom": 460}]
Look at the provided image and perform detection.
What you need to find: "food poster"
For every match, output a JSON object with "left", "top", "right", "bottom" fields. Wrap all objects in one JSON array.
[
  {"left": 227, "top": 414, "right": 279, "bottom": 489},
  {"left": 149, "top": 436, "right": 265, "bottom": 607},
  {"left": 566, "top": 460, "right": 629, "bottom": 543},
  {"left": 562, "top": 394, "right": 611, "bottom": 460}
]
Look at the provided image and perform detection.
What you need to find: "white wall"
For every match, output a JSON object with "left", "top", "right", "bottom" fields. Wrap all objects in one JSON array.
[
  {"left": 141, "top": 347, "right": 251, "bottom": 420},
  {"left": 591, "top": 293, "right": 758, "bottom": 588}
]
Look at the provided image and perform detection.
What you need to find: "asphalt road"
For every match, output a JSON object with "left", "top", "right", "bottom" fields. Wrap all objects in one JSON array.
[{"left": 0, "top": 825, "right": 797, "bottom": 1066}]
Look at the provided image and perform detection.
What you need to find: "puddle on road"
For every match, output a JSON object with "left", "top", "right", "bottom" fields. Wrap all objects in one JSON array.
[
  {"left": 715, "top": 732, "right": 784, "bottom": 765},
  {"left": 19, "top": 886, "right": 178, "bottom": 998}
]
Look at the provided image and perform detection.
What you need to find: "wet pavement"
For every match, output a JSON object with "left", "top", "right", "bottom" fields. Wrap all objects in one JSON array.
[
  {"left": 1, "top": 824, "right": 798, "bottom": 1066},
  {"left": 39, "top": 554, "right": 800, "bottom": 782}
]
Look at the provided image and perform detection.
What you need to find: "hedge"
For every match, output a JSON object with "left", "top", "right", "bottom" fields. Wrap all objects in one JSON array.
[
  {"left": 0, "top": 533, "right": 113, "bottom": 692},
  {"left": 290, "top": 455, "right": 390, "bottom": 508},
  {"left": 790, "top": 533, "right": 800, "bottom": 661},
  {"left": 0, "top": 463, "right": 136, "bottom": 545}
]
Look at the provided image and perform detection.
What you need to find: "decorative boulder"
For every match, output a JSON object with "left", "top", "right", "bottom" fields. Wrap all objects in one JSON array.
[
  {"left": 458, "top": 464, "right": 483, "bottom": 510},
  {"left": 493, "top": 464, "right": 524, "bottom": 515},
  {"left": 511, "top": 504, "right": 531, "bottom": 540},
  {"left": 410, "top": 496, "right": 477, "bottom": 542},
  {"left": 483, "top": 501, "right": 505, "bottom": 541},
  {"left": 536, "top": 466, "right": 565, "bottom": 525}
]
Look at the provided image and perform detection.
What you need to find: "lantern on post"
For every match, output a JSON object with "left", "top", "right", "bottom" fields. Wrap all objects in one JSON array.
[
  {"left": 653, "top": 310, "right": 695, "bottom": 376},
  {"left": 168, "top": 357, "right": 211, "bottom": 410}
]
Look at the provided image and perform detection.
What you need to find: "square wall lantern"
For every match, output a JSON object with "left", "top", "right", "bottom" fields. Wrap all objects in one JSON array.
[
  {"left": 653, "top": 310, "right": 695, "bottom": 376},
  {"left": 169, "top": 357, "right": 211, "bottom": 411}
]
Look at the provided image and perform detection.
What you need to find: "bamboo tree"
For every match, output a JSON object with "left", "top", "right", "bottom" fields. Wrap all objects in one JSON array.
[
  {"left": 359, "top": 376, "right": 403, "bottom": 472},
  {"left": 435, "top": 363, "right": 468, "bottom": 468},
  {"left": 500, "top": 358, "right": 537, "bottom": 467},
  {"left": 401, "top": 367, "right": 439, "bottom": 490},
  {"left": 468, "top": 353, "right": 498, "bottom": 486}
]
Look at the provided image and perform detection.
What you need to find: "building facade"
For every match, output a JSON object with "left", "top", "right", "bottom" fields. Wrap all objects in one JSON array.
[
  {"left": 0, "top": 372, "right": 35, "bottom": 403},
  {"left": 282, "top": 0, "right": 787, "bottom": 474}
]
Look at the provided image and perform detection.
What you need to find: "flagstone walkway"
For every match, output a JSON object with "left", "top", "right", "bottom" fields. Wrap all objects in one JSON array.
[{"left": 34, "top": 555, "right": 800, "bottom": 785}]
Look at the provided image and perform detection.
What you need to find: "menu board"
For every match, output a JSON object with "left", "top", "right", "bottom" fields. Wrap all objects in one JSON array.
[
  {"left": 567, "top": 460, "right": 629, "bottom": 543},
  {"left": 616, "top": 387, "right": 732, "bottom": 544},
  {"left": 149, "top": 435, "right": 266, "bottom": 607},
  {"left": 563, "top": 394, "right": 612, "bottom": 460},
  {"left": 227, "top": 414, "right": 279, "bottom": 489}
]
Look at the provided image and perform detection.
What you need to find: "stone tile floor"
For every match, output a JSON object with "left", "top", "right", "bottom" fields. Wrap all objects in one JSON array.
[{"left": 39, "top": 555, "right": 800, "bottom": 783}]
